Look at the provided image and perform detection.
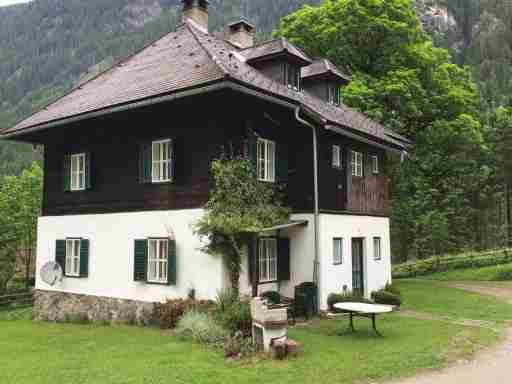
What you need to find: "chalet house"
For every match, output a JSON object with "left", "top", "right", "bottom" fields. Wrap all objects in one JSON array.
[{"left": 1, "top": 0, "right": 409, "bottom": 322}]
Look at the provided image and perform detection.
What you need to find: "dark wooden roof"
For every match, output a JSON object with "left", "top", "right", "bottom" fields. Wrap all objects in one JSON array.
[
  {"left": 2, "top": 21, "right": 408, "bottom": 149},
  {"left": 302, "top": 59, "right": 351, "bottom": 82},
  {"left": 241, "top": 37, "right": 312, "bottom": 66}
]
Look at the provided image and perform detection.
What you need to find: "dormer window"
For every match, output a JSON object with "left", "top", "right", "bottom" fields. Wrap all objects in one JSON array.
[
  {"left": 328, "top": 84, "right": 341, "bottom": 106},
  {"left": 284, "top": 63, "right": 301, "bottom": 91}
]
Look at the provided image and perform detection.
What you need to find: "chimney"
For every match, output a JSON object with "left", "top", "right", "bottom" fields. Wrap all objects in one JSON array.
[
  {"left": 227, "top": 19, "right": 255, "bottom": 49},
  {"left": 182, "top": 0, "right": 209, "bottom": 32}
]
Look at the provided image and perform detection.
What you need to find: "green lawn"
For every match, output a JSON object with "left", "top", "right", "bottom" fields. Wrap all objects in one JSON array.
[
  {"left": 1, "top": 280, "right": 511, "bottom": 384},
  {"left": 418, "top": 263, "right": 512, "bottom": 282},
  {"left": 396, "top": 279, "right": 512, "bottom": 322}
]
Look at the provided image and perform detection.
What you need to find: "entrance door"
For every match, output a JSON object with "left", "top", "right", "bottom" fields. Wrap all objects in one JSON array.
[{"left": 352, "top": 238, "right": 364, "bottom": 296}]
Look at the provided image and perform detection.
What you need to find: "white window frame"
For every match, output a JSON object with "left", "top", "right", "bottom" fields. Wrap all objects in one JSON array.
[
  {"left": 332, "top": 145, "right": 342, "bottom": 169},
  {"left": 70, "top": 153, "right": 86, "bottom": 191},
  {"left": 147, "top": 238, "right": 169, "bottom": 284},
  {"left": 328, "top": 84, "right": 341, "bottom": 106},
  {"left": 285, "top": 63, "right": 301, "bottom": 91},
  {"left": 374, "top": 237, "right": 382, "bottom": 261},
  {"left": 257, "top": 138, "right": 276, "bottom": 183},
  {"left": 333, "top": 238, "right": 343, "bottom": 265},
  {"left": 371, "top": 155, "right": 379, "bottom": 174},
  {"left": 351, "top": 150, "right": 363, "bottom": 177},
  {"left": 65, "top": 238, "right": 81, "bottom": 277},
  {"left": 259, "top": 238, "right": 277, "bottom": 283},
  {"left": 152, "top": 139, "right": 172, "bottom": 183}
]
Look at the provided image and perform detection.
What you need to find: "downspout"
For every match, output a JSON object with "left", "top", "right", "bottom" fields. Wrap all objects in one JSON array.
[{"left": 294, "top": 106, "right": 320, "bottom": 313}]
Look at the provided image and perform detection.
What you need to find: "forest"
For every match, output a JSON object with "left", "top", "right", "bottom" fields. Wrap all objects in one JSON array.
[{"left": 0, "top": 0, "right": 511, "bottom": 262}]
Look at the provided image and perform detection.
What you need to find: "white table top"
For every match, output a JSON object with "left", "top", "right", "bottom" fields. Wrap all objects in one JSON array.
[{"left": 333, "top": 302, "right": 394, "bottom": 314}]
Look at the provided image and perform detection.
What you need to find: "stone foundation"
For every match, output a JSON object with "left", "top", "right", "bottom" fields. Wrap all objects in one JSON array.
[{"left": 33, "top": 290, "right": 158, "bottom": 326}]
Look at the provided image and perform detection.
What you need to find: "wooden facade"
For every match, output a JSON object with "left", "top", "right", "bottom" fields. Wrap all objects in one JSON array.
[{"left": 34, "top": 89, "right": 390, "bottom": 217}]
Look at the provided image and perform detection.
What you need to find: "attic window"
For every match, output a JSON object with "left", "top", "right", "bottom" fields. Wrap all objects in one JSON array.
[{"left": 284, "top": 63, "right": 300, "bottom": 91}]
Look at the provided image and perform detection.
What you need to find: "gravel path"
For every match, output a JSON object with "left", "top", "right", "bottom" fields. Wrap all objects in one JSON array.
[{"left": 386, "top": 282, "right": 512, "bottom": 384}]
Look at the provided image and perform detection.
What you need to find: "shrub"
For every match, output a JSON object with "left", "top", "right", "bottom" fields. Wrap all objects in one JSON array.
[
  {"left": 157, "top": 298, "right": 214, "bottom": 329},
  {"left": 327, "top": 292, "right": 373, "bottom": 312},
  {"left": 384, "top": 282, "right": 401, "bottom": 296},
  {"left": 371, "top": 290, "right": 401, "bottom": 306},
  {"left": 176, "top": 311, "right": 228, "bottom": 346},
  {"left": 494, "top": 265, "right": 512, "bottom": 281},
  {"left": 215, "top": 289, "right": 252, "bottom": 336},
  {"left": 260, "top": 291, "right": 281, "bottom": 305}
]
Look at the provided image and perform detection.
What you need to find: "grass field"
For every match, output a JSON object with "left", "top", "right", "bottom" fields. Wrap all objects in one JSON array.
[
  {"left": 1, "top": 280, "right": 511, "bottom": 384},
  {"left": 395, "top": 279, "right": 512, "bottom": 322}
]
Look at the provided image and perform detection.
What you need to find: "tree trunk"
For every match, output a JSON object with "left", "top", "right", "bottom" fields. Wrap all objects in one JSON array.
[{"left": 507, "top": 183, "right": 512, "bottom": 248}]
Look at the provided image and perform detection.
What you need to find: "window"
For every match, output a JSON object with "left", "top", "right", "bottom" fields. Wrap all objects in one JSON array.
[
  {"left": 259, "top": 238, "right": 277, "bottom": 282},
  {"left": 371, "top": 155, "right": 379, "bottom": 174},
  {"left": 257, "top": 138, "right": 276, "bottom": 182},
  {"left": 147, "top": 239, "right": 168, "bottom": 283},
  {"left": 351, "top": 150, "right": 363, "bottom": 177},
  {"left": 374, "top": 237, "right": 382, "bottom": 261},
  {"left": 332, "top": 145, "right": 342, "bottom": 169},
  {"left": 284, "top": 63, "right": 300, "bottom": 91},
  {"left": 65, "top": 239, "right": 81, "bottom": 277},
  {"left": 328, "top": 84, "right": 341, "bottom": 106},
  {"left": 70, "top": 153, "right": 86, "bottom": 191},
  {"left": 152, "top": 139, "right": 172, "bottom": 183},
  {"left": 333, "top": 238, "right": 343, "bottom": 265}
]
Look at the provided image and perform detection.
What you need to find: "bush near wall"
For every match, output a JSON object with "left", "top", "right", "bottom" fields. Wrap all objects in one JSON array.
[{"left": 393, "top": 249, "right": 512, "bottom": 279}]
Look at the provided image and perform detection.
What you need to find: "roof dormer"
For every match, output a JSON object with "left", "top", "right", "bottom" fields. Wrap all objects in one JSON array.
[
  {"left": 302, "top": 59, "right": 351, "bottom": 106},
  {"left": 241, "top": 37, "right": 312, "bottom": 91}
]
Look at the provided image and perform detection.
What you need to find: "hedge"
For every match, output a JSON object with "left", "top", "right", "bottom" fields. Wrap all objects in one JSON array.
[{"left": 392, "top": 249, "right": 512, "bottom": 279}]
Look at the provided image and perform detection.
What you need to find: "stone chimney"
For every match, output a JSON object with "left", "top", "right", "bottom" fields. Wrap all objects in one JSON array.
[
  {"left": 227, "top": 19, "right": 255, "bottom": 49},
  {"left": 182, "top": 0, "right": 209, "bottom": 32}
]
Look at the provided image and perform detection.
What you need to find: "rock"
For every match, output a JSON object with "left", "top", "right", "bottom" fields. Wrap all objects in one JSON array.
[{"left": 271, "top": 338, "right": 287, "bottom": 360}]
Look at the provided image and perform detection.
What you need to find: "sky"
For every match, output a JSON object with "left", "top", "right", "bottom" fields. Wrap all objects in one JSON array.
[{"left": 0, "top": 0, "right": 32, "bottom": 7}]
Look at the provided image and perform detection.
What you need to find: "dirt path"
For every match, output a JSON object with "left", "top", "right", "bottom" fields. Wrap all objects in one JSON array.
[{"left": 386, "top": 282, "right": 512, "bottom": 384}]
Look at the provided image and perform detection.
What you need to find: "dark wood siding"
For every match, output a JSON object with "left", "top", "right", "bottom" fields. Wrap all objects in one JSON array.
[{"left": 318, "top": 130, "right": 391, "bottom": 216}]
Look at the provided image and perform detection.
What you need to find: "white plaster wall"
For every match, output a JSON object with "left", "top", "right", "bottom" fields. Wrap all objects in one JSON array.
[
  {"left": 318, "top": 214, "right": 392, "bottom": 310},
  {"left": 36, "top": 209, "right": 226, "bottom": 303}
]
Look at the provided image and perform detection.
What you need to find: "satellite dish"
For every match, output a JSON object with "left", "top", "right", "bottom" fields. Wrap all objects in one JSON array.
[{"left": 40, "top": 261, "right": 63, "bottom": 286}]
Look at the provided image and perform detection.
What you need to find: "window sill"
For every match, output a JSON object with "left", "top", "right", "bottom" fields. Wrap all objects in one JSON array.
[
  {"left": 333, "top": 262, "right": 343, "bottom": 266},
  {"left": 146, "top": 281, "right": 170, "bottom": 286},
  {"left": 151, "top": 180, "right": 173, "bottom": 184},
  {"left": 63, "top": 275, "right": 85, "bottom": 279},
  {"left": 258, "top": 280, "right": 279, "bottom": 285}
]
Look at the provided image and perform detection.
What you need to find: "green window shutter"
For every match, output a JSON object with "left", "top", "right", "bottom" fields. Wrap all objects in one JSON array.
[
  {"left": 79, "top": 239, "right": 89, "bottom": 278},
  {"left": 85, "top": 152, "right": 92, "bottom": 190},
  {"left": 55, "top": 240, "right": 66, "bottom": 273},
  {"left": 169, "top": 139, "right": 176, "bottom": 182},
  {"left": 168, "top": 239, "right": 177, "bottom": 285},
  {"left": 134, "top": 239, "right": 148, "bottom": 281},
  {"left": 248, "top": 236, "right": 259, "bottom": 289},
  {"left": 248, "top": 133, "right": 258, "bottom": 175},
  {"left": 277, "top": 238, "right": 290, "bottom": 281},
  {"left": 63, "top": 155, "right": 71, "bottom": 192},
  {"left": 139, "top": 143, "right": 152, "bottom": 184},
  {"left": 276, "top": 143, "right": 289, "bottom": 183}
]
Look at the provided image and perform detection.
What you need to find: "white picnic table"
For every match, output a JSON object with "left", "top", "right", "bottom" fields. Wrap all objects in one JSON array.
[{"left": 333, "top": 302, "right": 394, "bottom": 336}]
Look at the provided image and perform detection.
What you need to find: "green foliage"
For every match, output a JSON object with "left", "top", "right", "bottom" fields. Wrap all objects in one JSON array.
[
  {"left": 214, "top": 289, "right": 252, "bottom": 336},
  {"left": 392, "top": 249, "right": 512, "bottom": 278},
  {"left": 195, "top": 157, "right": 289, "bottom": 293},
  {"left": 157, "top": 298, "right": 214, "bottom": 329},
  {"left": 371, "top": 290, "right": 402, "bottom": 306},
  {"left": 176, "top": 311, "right": 229, "bottom": 346},
  {"left": 275, "top": 0, "right": 489, "bottom": 259}
]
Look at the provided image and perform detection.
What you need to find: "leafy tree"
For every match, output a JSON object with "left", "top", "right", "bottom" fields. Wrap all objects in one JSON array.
[
  {"left": 275, "top": 0, "right": 489, "bottom": 260},
  {"left": 194, "top": 157, "right": 290, "bottom": 295},
  {"left": 0, "top": 163, "right": 43, "bottom": 290}
]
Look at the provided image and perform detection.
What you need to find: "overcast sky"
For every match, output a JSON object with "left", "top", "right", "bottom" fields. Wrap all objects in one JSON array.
[{"left": 0, "top": 0, "right": 32, "bottom": 7}]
